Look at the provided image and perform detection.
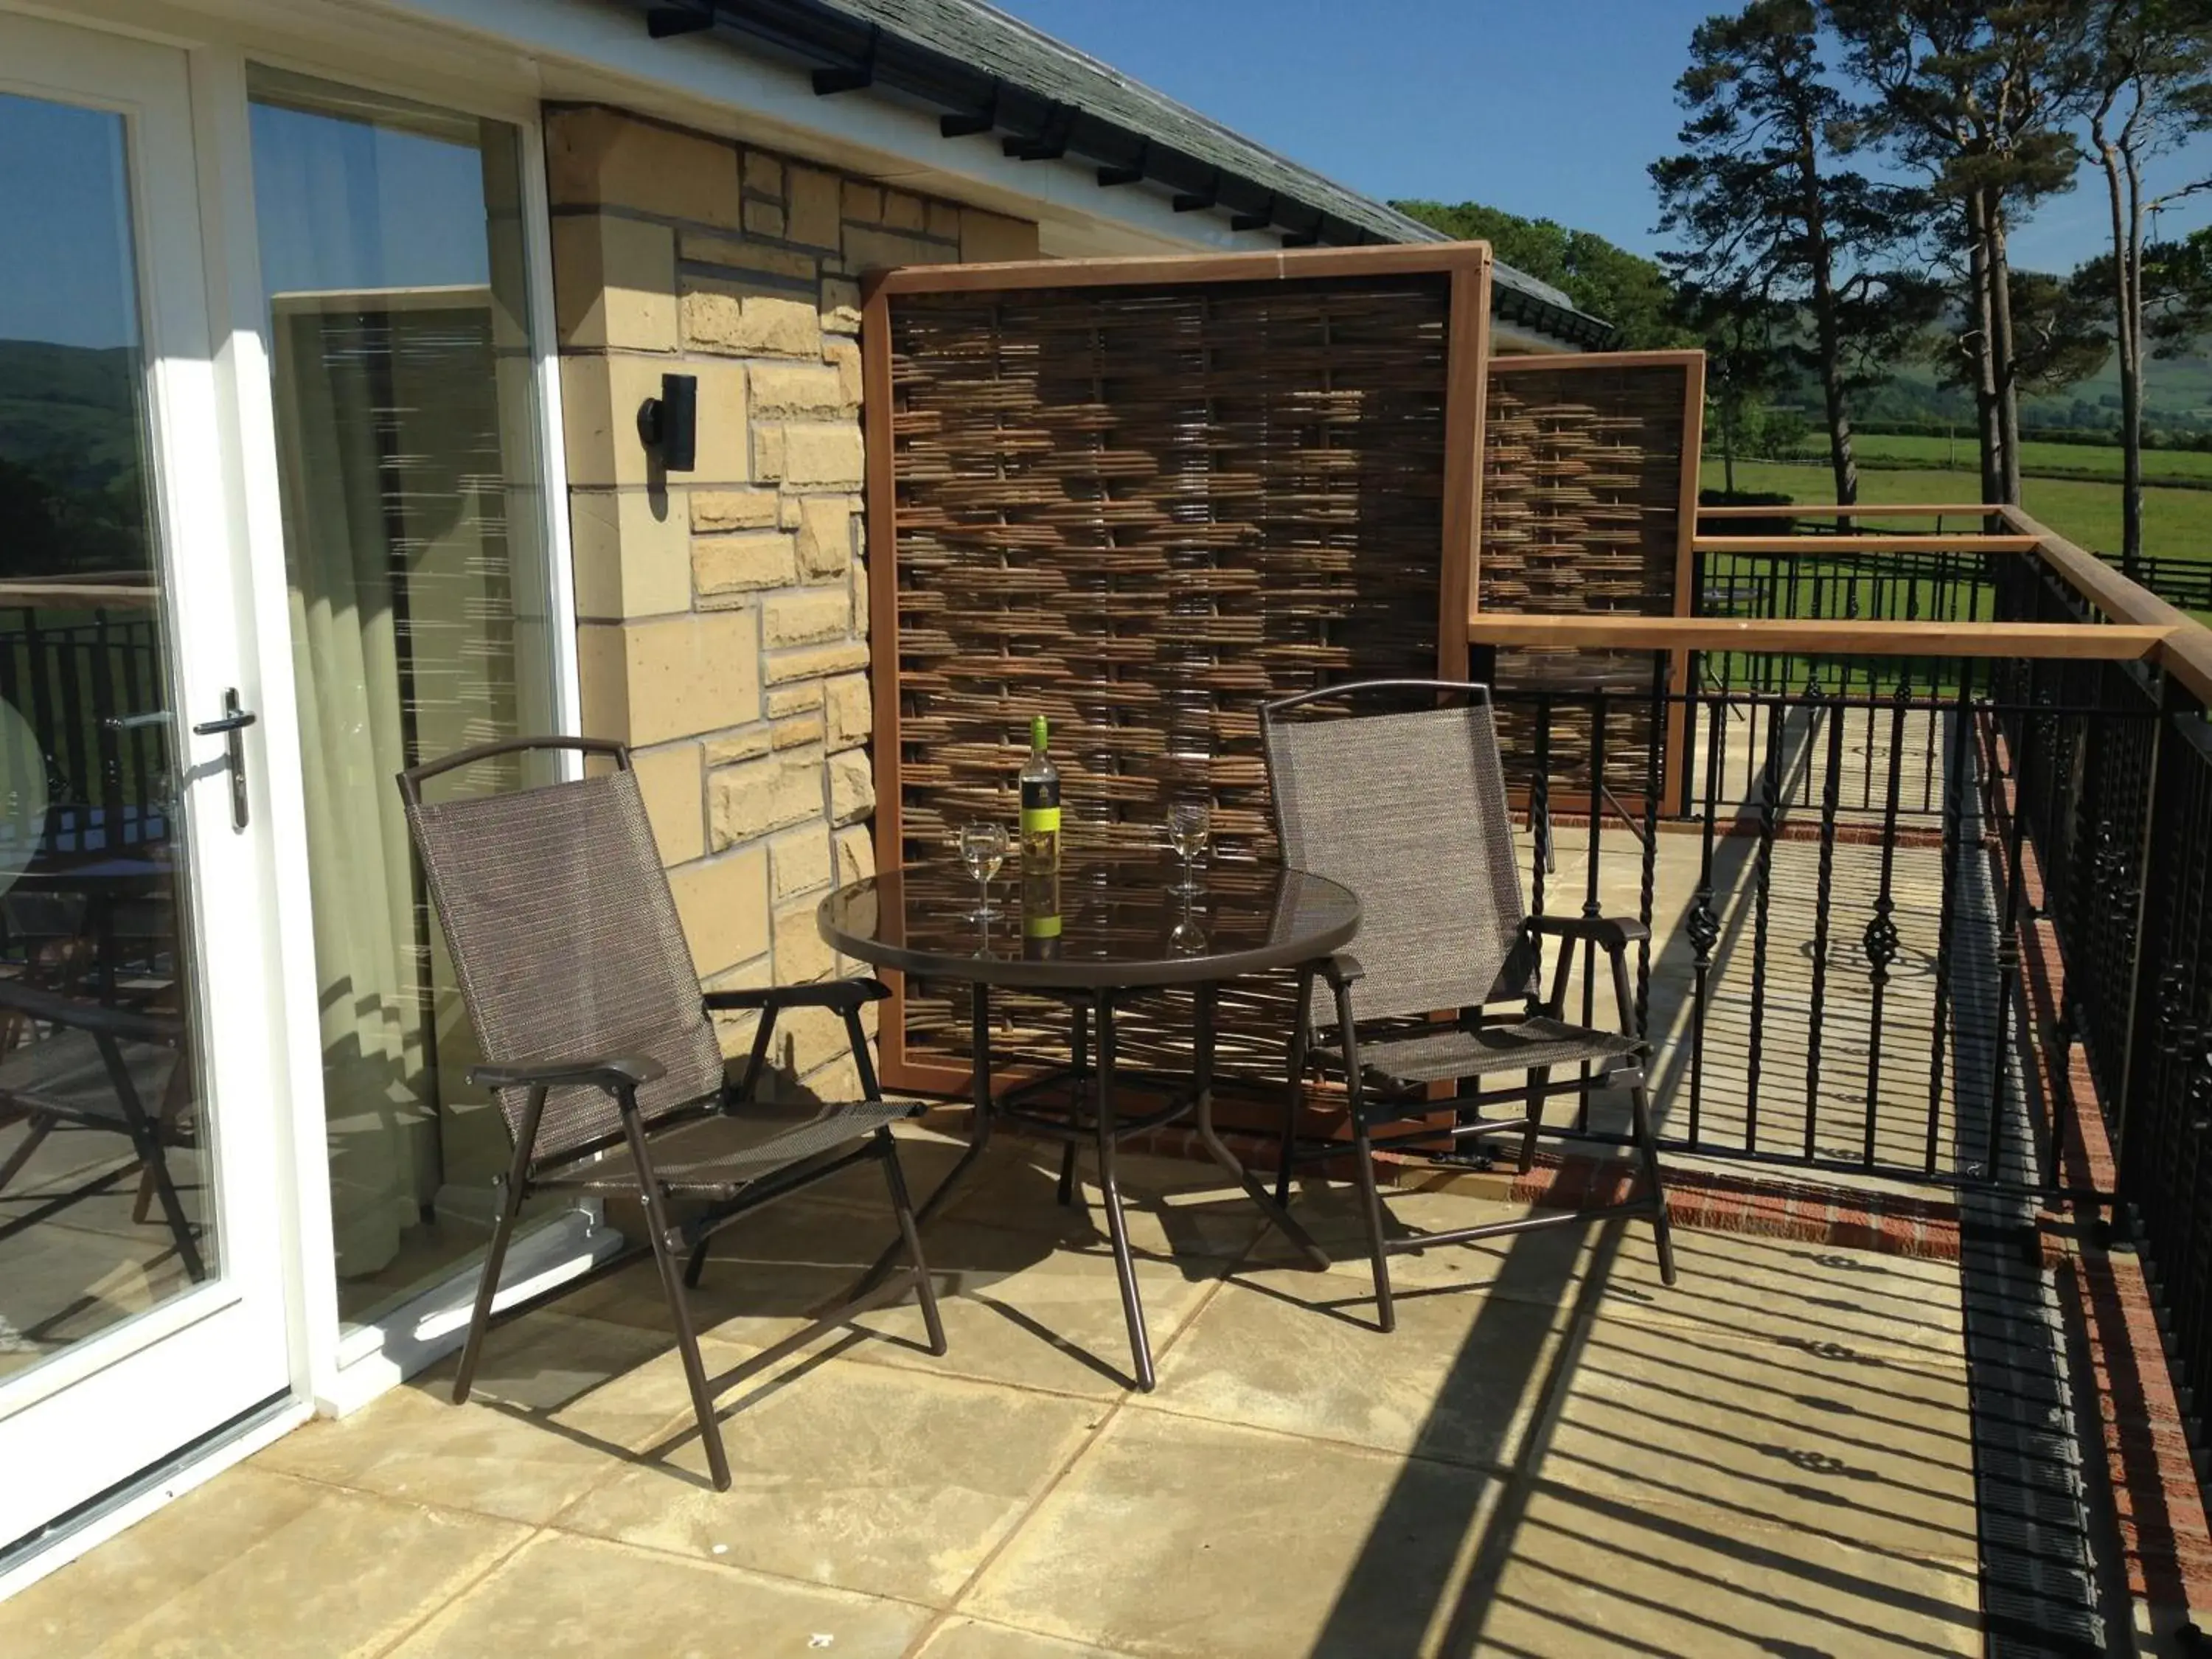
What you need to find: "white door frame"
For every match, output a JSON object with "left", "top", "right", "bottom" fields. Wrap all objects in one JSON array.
[
  {"left": 0, "top": 9, "right": 296, "bottom": 1554},
  {"left": 0, "top": 0, "right": 590, "bottom": 1592}
]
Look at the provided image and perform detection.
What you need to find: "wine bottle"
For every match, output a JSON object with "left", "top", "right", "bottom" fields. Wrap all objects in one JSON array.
[{"left": 1019, "top": 713, "right": 1060, "bottom": 874}]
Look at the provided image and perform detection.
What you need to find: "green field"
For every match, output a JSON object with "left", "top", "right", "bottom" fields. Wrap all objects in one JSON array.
[
  {"left": 1702, "top": 456, "right": 2212, "bottom": 561},
  {"left": 1787, "top": 431, "right": 2212, "bottom": 488}
]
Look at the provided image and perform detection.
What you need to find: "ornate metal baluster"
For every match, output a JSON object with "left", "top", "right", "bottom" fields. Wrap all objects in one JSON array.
[
  {"left": 1863, "top": 681, "right": 1910, "bottom": 1168},
  {"left": 1580, "top": 689, "right": 1607, "bottom": 1127},
  {"left": 1926, "top": 668, "right": 1972, "bottom": 1176},
  {"left": 1686, "top": 694, "right": 1726, "bottom": 1151},
  {"left": 1806, "top": 678, "right": 1844, "bottom": 1160},
  {"left": 1638, "top": 653, "right": 1663, "bottom": 1040},
  {"left": 1745, "top": 688, "right": 1784, "bottom": 1153}
]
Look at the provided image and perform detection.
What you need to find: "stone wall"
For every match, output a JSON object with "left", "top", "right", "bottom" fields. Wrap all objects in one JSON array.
[{"left": 546, "top": 104, "right": 1039, "bottom": 1096}]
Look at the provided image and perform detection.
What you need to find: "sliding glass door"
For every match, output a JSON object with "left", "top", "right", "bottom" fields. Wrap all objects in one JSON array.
[
  {"left": 0, "top": 13, "right": 293, "bottom": 1555},
  {"left": 244, "top": 70, "right": 571, "bottom": 1338}
]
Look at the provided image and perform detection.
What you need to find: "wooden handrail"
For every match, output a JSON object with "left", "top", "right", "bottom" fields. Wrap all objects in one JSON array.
[
  {"left": 1997, "top": 507, "right": 2212, "bottom": 706},
  {"left": 1693, "top": 533, "right": 2039, "bottom": 554},
  {"left": 1696, "top": 502, "right": 1996, "bottom": 520},
  {"left": 1466, "top": 613, "right": 2174, "bottom": 661}
]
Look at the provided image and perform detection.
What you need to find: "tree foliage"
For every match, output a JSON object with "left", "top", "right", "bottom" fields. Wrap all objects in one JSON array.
[{"left": 1391, "top": 199, "right": 1692, "bottom": 349}]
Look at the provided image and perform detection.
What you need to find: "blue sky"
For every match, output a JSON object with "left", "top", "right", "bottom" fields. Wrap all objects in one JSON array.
[{"left": 993, "top": 0, "right": 2212, "bottom": 276}]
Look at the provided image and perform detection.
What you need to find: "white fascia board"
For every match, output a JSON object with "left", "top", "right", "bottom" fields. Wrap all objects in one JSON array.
[{"left": 350, "top": 0, "right": 1284, "bottom": 258}]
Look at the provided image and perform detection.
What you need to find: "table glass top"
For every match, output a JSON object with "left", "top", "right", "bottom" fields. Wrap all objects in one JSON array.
[{"left": 818, "top": 858, "right": 1360, "bottom": 988}]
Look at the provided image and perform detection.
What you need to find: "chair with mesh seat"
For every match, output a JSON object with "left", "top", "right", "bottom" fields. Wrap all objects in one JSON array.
[
  {"left": 400, "top": 736, "right": 945, "bottom": 1490},
  {"left": 1261, "top": 680, "right": 1675, "bottom": 1332}
]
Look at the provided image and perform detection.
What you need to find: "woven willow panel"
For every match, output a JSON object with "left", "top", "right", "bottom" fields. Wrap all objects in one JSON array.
[
  {"left": 885, "top": 276, "right": 1454, "bottom": 1084},
  {"left": 1480, "top": 361, "right": 1689, "bottom": 792}
]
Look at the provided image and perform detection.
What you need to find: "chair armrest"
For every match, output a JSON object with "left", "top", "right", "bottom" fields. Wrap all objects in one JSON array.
[
  {"left": 701, "top": 978, "right": 890, "bottom": 1015},
  {"left": 468, "top": 1054, "right": 667, "bottom": 1093},
  {"left": 1317, "top": 951, "right": 1365, "bottom": 987},
  {"left": 0, "top": 979, "right": 181, "bottom": 1045},
  {"left": 1526, "top": 914, "right": 1649, "bottom": 950}
]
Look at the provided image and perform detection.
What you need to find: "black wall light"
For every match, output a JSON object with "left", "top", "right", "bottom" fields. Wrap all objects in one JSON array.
[{"left": 638, "top": 372, "right": 698, "bottom": 471}]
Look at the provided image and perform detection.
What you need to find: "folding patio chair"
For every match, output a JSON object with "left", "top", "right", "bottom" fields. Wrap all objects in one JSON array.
[
  {"left": 400, "top": 737, "right": 944, "bottom": 1490},
  {"left": 1260, "top": 681, "right": 1676, "bottom": 1332},
  {"left": 0, "top": 981, "right": 200, "bottom": 1279}
]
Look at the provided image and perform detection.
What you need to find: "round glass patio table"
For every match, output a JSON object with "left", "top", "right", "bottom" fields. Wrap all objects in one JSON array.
[{"left": 819, "top": 858, "right": 1358, "bottom": 1389}]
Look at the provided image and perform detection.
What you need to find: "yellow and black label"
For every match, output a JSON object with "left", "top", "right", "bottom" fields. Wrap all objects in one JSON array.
[{"left": 1020, "top": 777, "right": 1060, "bottom": 836}]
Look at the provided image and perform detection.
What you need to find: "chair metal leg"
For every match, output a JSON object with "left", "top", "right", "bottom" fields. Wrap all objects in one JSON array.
[
  {"left": 454, "top": 1086, "right": 546, "bottom": 1405},
  {"left": 1056, "top": 1141, "right": 1079, "bottom": 1208},
  {"left": 1518, "top": 1064, "right": 1551, "bottom": 1175},
  {"left": 1331, "top": 978, "right": 1393, "bottom": 1332},
  {"left": 879, "top": 1127, "right": 946, "bottom": 1355},
  {"left": 1093, "top": 995, "right": 1155, "bottom": 1390},
  {"left": 1607, "top": 944, "right": 1675, "bottom": 1287},
  {"left": 683, "top": 1237, "right": 712, "bottom": 1289},
  {"left": 1276, "top": 966, "right": 1313, "bottom": 1208},
  {"left": 1629, "top": 1077, "right": 1677, "bottom": 1286},
  {"left": 622, "top": 1095, "right": 732, "bottom": 1492},
  {"left": 0, "top": 1110, "right": 55, "bottom": 1192}
]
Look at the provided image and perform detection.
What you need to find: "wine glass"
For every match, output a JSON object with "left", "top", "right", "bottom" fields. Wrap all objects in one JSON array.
[
  {"left": 956, "top": 821, "right": 1008, "bottom": 922},
  {"left": 1165, "top": 801, "right": 1211, "bottom": 897}
]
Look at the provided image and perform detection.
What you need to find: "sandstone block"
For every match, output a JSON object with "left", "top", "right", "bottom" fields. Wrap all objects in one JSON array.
[
  {"left": 960, "top": 208, "right": 1040, "bottom": 263},
  {"left": 828, "top": 748, "right": 875, "bottom": 825},
  {"left": 820, "top": 277, "right": 862, "bottom": 333},
  {"left": 795, "top": 495, "right": 854, "bottom": 579},
  {"left": 577, "top": 608, "right": 759, "bottom": 745},
  {"left": 771, "top": 422, "right": 865, "bottom": 488},
  {"left": 569, "top": 489, "right": 689, "bottom": 619},
  {"left": 695, "top": 530, "right": 795, "bottom": 597},
  {"left": 546, "top": 107, "right": 739, "bottom": 227},
  {"left": 841, "top": 180, "right": 883, "bottom": 223},
  {"left": 690, "top": 489, "right": 779, "bottom": 532},
  {"left": 787, "top": 166, "right": 841, "bottom": 248},
  {"left": 769, "top": 826, "right": 832, "bottom": 900},
  {"left": 821, "top": 336, "right": 863, "bottom": 408},
  {"left": 764, "top": 587, "right": 850, "bottom": 647},
  {"left": 709, "top": 748, "right": 822, "bottom": 847},
  {"left": 773, "top": 900, "right": 837, "bottom": 984},
  {"left": 743, "top": 198, "right": 786, "bottom": 238},
  {"left": 824, "top": 672, "right": 872, "bottom": 751},
  {"left": 667, "top": 847, "right": 768, "bottom": 979},
  {"left": 834, "top": 823, "right": 876, "bottom": 885},
  {"left": 748, "top": 361, "right": 848, "bottom": 417},
  {"left": 628, "top": 741, "right": 704, "bottom": 865},
  {"left": 765, "top": 639, "right": 870, "bottom": 684},
  {"left": 551, "top": 214, "right": 675, "bottom": 351},
  {"left": 882, "top": 191, "right": 925, "bottom": 232}
]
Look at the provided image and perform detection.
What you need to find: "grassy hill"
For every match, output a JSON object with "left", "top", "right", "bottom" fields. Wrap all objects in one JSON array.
[{"left": 1703, "top": 455, "right": 2212, "bottom": 560}]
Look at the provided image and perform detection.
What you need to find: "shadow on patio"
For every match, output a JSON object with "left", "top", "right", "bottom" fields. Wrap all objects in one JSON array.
[{"left": 0, "top": 1122, "right": 1991, "bottom": 1658}]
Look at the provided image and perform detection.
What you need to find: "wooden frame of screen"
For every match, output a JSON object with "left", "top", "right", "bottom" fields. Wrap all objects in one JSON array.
[
  {"left": 860, "top": 242, "right": 1495, "bottom": 1096},
  {"left": 1479, "top": 348, "right": 1707, "bottom": 810}
]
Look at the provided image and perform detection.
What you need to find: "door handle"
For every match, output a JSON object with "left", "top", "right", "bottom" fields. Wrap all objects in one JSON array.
[{"left": 192, "top": 689, "right": 257, "bottom": 831}]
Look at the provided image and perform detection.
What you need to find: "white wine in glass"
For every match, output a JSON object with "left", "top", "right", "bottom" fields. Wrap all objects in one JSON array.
[
  {"left": 1166, "top": 801, "right": 1210, "bottom": 897},
  {"left": 957, "top": 821, "right": 1008, "bottom": 922}
]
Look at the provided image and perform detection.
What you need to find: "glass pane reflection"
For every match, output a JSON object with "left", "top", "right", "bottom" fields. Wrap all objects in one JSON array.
[{"left": 0, "top": 91, "right": 214, "bottom": 1382}]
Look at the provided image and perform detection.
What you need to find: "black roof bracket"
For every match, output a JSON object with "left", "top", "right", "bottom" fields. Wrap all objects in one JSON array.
[
  {"left": 1004, "top": 102, "right": 1074, "bottom": 162},
  {"left": 645, "top": 3, "right": 715, "bottom": 39},
  {"left": 1172, "top": 169, "right": 1221, "bottom": 214},
  {"left": 811, "top": 22, "right": 879, "bottom": 94},
  {"left": 1096, "top": 139, "right": 1149, "bottom": 187}
]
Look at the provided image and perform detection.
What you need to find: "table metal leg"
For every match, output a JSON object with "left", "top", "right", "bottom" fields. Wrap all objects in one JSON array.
[
  {"left": 857, "top": 979, "right": 996, "bottom": 1294},
  {"left": 1192, "top": 978, "right": 1332, "bottom": 1270},
  {"left": 1091, "top": 992, "right": 1155, "bottom": 1390}
]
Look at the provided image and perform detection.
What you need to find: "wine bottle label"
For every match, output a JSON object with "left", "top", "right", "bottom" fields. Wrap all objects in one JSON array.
[
  {"left": 1020, "top": 777, "right": 1060, "bottom": 835},
  {"left": 1022, "top": 910, "right": 1062, "bottom": 939}
]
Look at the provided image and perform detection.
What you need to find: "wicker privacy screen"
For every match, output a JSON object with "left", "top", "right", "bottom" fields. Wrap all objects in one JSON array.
[
  {"left": 863, "top": 246, "right": 1493, "bottom": 1097},
  {"left": 1475, "top": 351, "right": 1705, "bottom": 801}
]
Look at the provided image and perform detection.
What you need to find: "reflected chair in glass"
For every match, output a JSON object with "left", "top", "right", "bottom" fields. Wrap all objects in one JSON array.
[
  {"left": 0, "top": 981, "right": 201, "bottom": 1281},
  {"left": 398, "top": 737, "right": 945, "bottom": 1489},
  {"left": 1260, "top": 680, "right": 1675, "bottom": 1332}
]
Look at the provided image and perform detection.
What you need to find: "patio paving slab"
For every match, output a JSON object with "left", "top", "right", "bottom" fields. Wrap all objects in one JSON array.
[
  {"left": 1461, "top": 1483, "right": 1982, "bottom": 1657},
  {"left": 79, "top": 1473, "right": 526, "bottom": 1658},
  {"left": 0, "top": 1152, "right": 2015, "bottom": 1659},
  {"left": 913, "top": 1615, "right": 1138, "bottom": 1657},
  {"left": 254, "top": 1312, "right": 721, "bottom": 1526},
  {"left": 960, "top": 1405, "right": 1489, "bottom": 1659},
  {"left": 1146, "top": 1264, "right": 1571, "bottom": 1467},
  {"left": 551, "top": 1351, "right": 1100, "bottom": 1607},
  {"left": 386, "top": 1530, "right": 931, "bottom": 1658}
]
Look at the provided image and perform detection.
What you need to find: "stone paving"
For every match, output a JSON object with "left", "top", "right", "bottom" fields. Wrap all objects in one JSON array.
[{"left": 0, "top": 1126, "right": 1985, "bottom": 1658}]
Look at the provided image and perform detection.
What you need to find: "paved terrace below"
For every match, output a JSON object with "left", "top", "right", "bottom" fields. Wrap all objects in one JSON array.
[{"left": 1, "top": 1129, "right": 1999, "bottom": 1658}]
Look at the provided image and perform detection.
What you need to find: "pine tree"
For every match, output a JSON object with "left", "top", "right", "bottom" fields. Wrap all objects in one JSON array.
[{"left": 1652, "top": 0, "right": 1933, "bottom": 507}]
